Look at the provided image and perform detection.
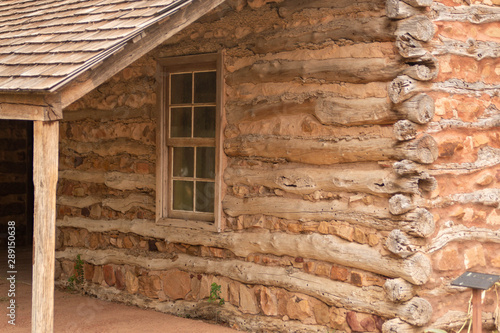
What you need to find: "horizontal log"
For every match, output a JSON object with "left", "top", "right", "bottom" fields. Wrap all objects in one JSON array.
[
  {"left": 394, "top": 93, "right": 434, "bottom": 124},
  {"left": 402, "top": 0, "right": 432, "bottom": 7},
  {"left": 396, "top": 34, "right": 428, "bottom": 59},
  {"left": 278, "top": 0, "right": 384, "bottom": 18},
  {"left": 224, "top": 164, "right": 432, "bottom": 195},
  {"left": 251, "top": 17, "right": 395, "bottom": 54},
  {"left": 70, "top": 284, "right": 332, "bottom": 333},
  {"left": 57, "top": 216, "right": 432, "bottom": 284},
  {"left": 224, "top": 134, "right": 438, "bottom": 165},
  {"left": 395, "top": 16, "right": 435, "bottom": 42},
  {"left": 389, "top": 75, "right": 432, "bottom": 104},
  {"left": 226, "top": 58, "right": 407, "bottom": 86},
  {"left": 223, "top": 195, "right": 435, "bottom": 237},
  {"left": 431, "top": 3, "right": 500, "bottom": 24},
  {"left": 427, "top": 225, "right": 500, "bottom": 253},
  {"left": 386, "top": 0, "right": 425, "bottom": 19},
  {"left": 60, "top": 138, "right": 155, "bottom": 157},
  {"left": 427, "top": 113, "right": 500, "bottom": 133},
  {"left": 57, "top": 193, "right": 155, "bottom": 213},
  {"left": 393, "top": 120, "right": 417, "bottom": 141},
  {"left": 384, "top": 278, "right": 415, "bottom": 302},
  {"left": 59, "top": 169, "right": 155, "bottom": 191},
  {"left": 428, "top": 146, "right": 500, "bottom": 175},
  {"left": 433, "top": 36, "right": 500, "bottom": 61},
  {"left": 226, "top": 99, "right": 316, "bottom": 124},
  {"left": 433, "top": 80, "right": 500, "bottom": 98},
  {"left": 402, "top": 56, "right": 439, "bottom": 81},
  {"left": 56, "top": 247, "right": 432, "bottom": 324}
]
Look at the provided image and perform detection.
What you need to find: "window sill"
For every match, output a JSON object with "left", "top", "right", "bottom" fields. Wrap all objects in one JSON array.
[{"left": 156, "top": 217, "right": 219, "bottom": 232}]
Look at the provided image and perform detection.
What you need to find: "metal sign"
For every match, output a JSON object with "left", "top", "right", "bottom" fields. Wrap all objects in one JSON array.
[{"left": 451, "top": 271, "right": 500, "bottom": 290}]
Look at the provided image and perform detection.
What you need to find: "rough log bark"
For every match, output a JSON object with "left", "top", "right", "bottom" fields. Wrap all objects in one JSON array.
[
  {"left": 224, "top": 134, "right": 438, "bottom": 165},
  {"left": 57, "top": 193, "right": 155, "bottom": 213},
  {"left": 71, "top": 284, "right": 332, "bottom": 333},
  {"left": 386, "top": 0, "right": 424, "bottom": 19},
  {"left": 56, "top": 247, "right": 433, "bottom": 324},
  {"left": 60, "top": 138, "right": 155, "bottom": 157},
  {"left": 224, "top": 164, "right": 431, "bottom": 195},
  {"left": 58, "top": 170, "right": 155, "bottom": 191},
  {"left": 315, "top": 96, "right": 433, "bottom": 126},
  {"left": 278, "top": 0, "right": 384, "bottom": 18},
  {"left": 427, "top": 225, "right": 500, "bottom": 253},
  {"left": 223, "top": 196, "right": 435, "bottom": 238},
  {"left": 431, "top": 3, "right": 500, "bottom": 24},
  {"left": 389, "top": 194, "right": 415, "bottom": 215},
  {"left": 251, "top": 17, "right": 395, "bottom": 54},
  {"left": 394, "top": 120, "right": 417, "bottom": 141},
  {"left": 385, "top": 229, "right": 418, "bottom": 258},
  {"left": 396, "top": 16, "right": 435, "bottom": 42},
  {"left": 226, "top": 58, "right": 407, "bottom": 86},
  {"left": 384, "top": 278, "right": 415, "bottom": 302},
  {"left": 226, "top": 100, "right": 316, "bottom": 124},
  {"left": 433, "top": 36, "right": 500, "bottom": 60},
  {"left": 394, "top": 94, "right": 434, "bottom": 124},
  {"left": 57, "top": 216, "right": 432, "bottom": 284}
]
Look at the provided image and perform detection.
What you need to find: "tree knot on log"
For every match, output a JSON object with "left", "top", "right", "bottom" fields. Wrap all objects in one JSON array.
[
  {"left": 397, "top": 134, "right": 439, "bottom": 164},
  {"left": 389, "top": 194, "right": 414, "bottom": 215}
]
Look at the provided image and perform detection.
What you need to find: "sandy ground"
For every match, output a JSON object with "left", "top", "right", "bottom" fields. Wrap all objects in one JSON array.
[{"left": 0, "top": 247, "right": 240, "bottom": 333}]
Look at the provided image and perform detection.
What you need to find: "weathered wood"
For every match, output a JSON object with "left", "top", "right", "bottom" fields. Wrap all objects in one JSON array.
[
  {"left": 427, "top": 225, "right": 500, "bottom": 253},
  {"left": 224, "top": 134, "right": 438, "bottom": 165},
  {"left": 384, "top": 278, "right": 415, "bottom": 302},
  {"left": 385, "top": 229, "right": 418, "bottom": 258},
  {"left": 394, "top": 120, "right": 417, "bottom": 141},
  {"left": 382, "top": 318, "right": 420, "bottom": 333},
  {"left": 389, "top": 75, "right": 430, "bottom": 104},
  {"left": 402, "top": 0, "right": 432, "bottom": 7},
  {"left": 389, "top": 194, "right": 414, "bottom": 215},
  {"left": 57, "top": 247, "right": 433, "bottom": 324},
  {"left": 57, "top": 193, "right": 155, "bottom": 213},
  {"left": 61, "top": 138, "right": 155, "bottom": 157},
  {"left": 57, "top": 217, "right": 432, "bottom": 284},
  {"left": 59, "top": 170, "right": 155, "bottom": 191},
  {"left": 226, "top": 58, "right": 408, "bottom": 86},
  {"left": 251, "top": 17, "right": 396, "bottom": 54},
  {"left": 278, "top": 0, "right": 384, "bottom": 18},
  {"left": 223, "top": 196, "right": 435, "bottom": 238},
  {"left": 386, "top": 0, "right": 424, "bottom": 19},
  {"left": 394, "top": 93, "right": 434, "bottom": 124},
  {"left": 431, "top": 3, "right": 500, "bottom": 24},
  {"left": 433, "top": 36, "right": 500, "bottom": 61},
  {"left": 58, "top": 0, "right": 227, "bottom": 109},
  {"left": 395, "top": 16, "right": 435, "bottom": 42},
  {"left": 33, "top": 121, "right": 59, "bottom": 333},
  {"left": 0, "top": 93, "right": 62, "bottom": 121},
  {"left": 226, "top": 99, "right": 316, "bottom": 124},
  {"left": 433, "top": 80, "right": 500, "bottom": 98},
  {"left": 224, "top": 164, "right": 432, "bottom": 195},
  {"left": 403, "top": 62, "right": 438, "bottom": 81},
  {"left": 428, "top": 147, "right": 500, "bottom": 175},
  {"left": 396, "top": 34, "right": 428, "bottom": 59}
]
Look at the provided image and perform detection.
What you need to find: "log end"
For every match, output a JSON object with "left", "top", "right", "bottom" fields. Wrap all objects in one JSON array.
[
  {"left": 400, "top": 297, "right": 433, "bottom": 326},
  {"left": 404, "top": 252, "right": 431, "bottom": 285},
  {"left": 405, "top": 208, "right": 435, "bottom": 238},
  {"left": 389, "top": 194, "right": 414, "bottom": 215},
  {"left": 418, "top": 173, "right": 437, "bottom": 193},
  {"left": 386, "top": 229, "right": 415, "bottom": 258},
  {"left": 382, "top": 318, "right": 419, "bottom": 333},
  {"left": 404, "top": 134, "right": 438, "bottom": 164},
  {"left": 394, "top": 120, "right": 417, "bottom": 141},
  {"left": 384, "top": 278, "right": 415, "bottom": 302},
  {"left": 411, "top": 94, "right": 435, "bottom": 124},
  {"left": 388, "top": 75, "right": 417, "bottom": 104}
]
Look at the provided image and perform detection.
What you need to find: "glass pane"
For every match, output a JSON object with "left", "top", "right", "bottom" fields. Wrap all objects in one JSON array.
[
  {"left": 170, "top": 107, "right": 191, "bottom": 137},
  {"left": 171, "top": 73, "right": 192, "bottom": 104},
  {"left": 173, "top": 180, "right": 193, "bottom": 211},
  {"left": 173, "top": 147, "right": 194, "bottom": 177},
  {"left": 193, "top": 106, "right": 216, "bottom": 138},
  {"left": 196, "top": 181, "right": 214, "bottom": 213},
  {"left": 196, "top": 147, "right": 215, "bottom": 179},
  {"left": 194, "top": 71, "right": 216, "bottom": 103}
]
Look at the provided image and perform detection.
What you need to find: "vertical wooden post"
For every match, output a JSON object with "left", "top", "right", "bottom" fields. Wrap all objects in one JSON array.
[
  {"left": 32, "top": 121, "right": 59, "bottom": 333},
  {"left": 472, "top": 289, "right": 482, "bottom": 333}
]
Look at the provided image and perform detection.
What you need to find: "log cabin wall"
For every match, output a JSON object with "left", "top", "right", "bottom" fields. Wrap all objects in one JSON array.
[{"left": 54, "top": 0, "right": 500, "bottom": 332}]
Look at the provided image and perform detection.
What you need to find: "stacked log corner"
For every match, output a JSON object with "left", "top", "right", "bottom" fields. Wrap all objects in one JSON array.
[{"left": 53, "top": 0, "right": 500, "bottom": 332}]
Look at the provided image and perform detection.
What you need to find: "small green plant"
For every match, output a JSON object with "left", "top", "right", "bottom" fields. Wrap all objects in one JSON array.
[
  {"left": 208, "top": 282, "right": 225, "bottom": 306},
  {"left": 67, "top": 254, "right": 84, "bottom": 290}
]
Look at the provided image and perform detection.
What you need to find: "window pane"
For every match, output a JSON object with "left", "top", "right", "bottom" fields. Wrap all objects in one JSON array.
[
  {"left": 196, "top": 181, "right": 214, "bottom": 213},
  {"left": 170, "top": 107, "right": 191, "bottom": 137},
  {"left": 171, "top": 73, "right": 192, "bottom": 104},
  {"left": 173, "top": 180, "right": 193, "bottom": 211},
  {"left": 193, "top": 106, "right": 216, "bottom": 138},
  {"left": 196, "top": 147, "right": 215, "bottom": 179},
  {"left": 194, "top": 71, "right": 216, "bottom": 103},
  {"left": 173, "top": 147, "right": 194, "bottom": 177}
]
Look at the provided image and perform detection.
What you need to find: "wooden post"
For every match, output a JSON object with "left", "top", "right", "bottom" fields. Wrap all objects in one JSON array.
[
  {"left": 32, "top": 121, "right": 59, "bottom": 333},
  {"left": 472, "top": 289, "right": 482, "bottom": 333}
]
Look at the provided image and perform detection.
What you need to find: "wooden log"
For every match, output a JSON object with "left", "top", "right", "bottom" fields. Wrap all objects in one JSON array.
[
  {"left": 402, "top": 62, "right": 438, "bottom": 81},
  {"left": 226, "top": 58, "right": 408, "bottom": 86},
  {"left": 56, "top": 247, "right": 433, "bottom": 324},
  {"left": 57, "top": 216, "right": 432, "bottom": 284},
  {"left": 402, "top": 0, "right": 432, "bottom": 7},
  {"left": 396, "top": 16, "right": 435, "bottom": 42},
  {"left": 393, "top": 120, "right": 417, "bottom": 141},
  {"left": 226, "top": 99, "right": 316, "bottom": 124},
  {"left": 224, "top": 164, "right": 431, "bottom": 195},
  {"left": 251, "top": 17, "right": 396, "bottom": 54},
  {"left": 417, "top": 172, "right": 437, "bottom": 192},
  {"left": 427, "top": 225, "right": 500, "bottom": 253},
  {"left": 396, "top": 34, "right": 428, "bottom": 59},
  {"left": 61, "top": 138, "right": 155, "bottom": 157},
  {"left": 433, "top": 80, "right": 500, "bottom": 98},
  {"left": 223, "top": 196, "right": 435, "bottom": 238},
  {"left": 224, "top": 134, "right": 438, "bottom": 165},
  {"left": 386, "top": 0, "right": 424, "bottom": 19},
  {"left": 278, "top": 0, "right": 384, "bottom": 18},
  {"left": 385, "top": 229, "right": 418, "bottom": 258},
  {"left": 384, "top": 278, "right": 415, "bottom": 302},
  {"left": 389, "top": 75, "right": 427, "bottom": 104},
  {"left": 33, "top": 121, "right": 59, "bottom": 333},
  {"left": 58, "top": 169, "right": 156, "bottom": 191},
  {"left": 382, "top": 318, "right": 420, "bottom": 333},
  {"left": 432, "top": 3, "right": 500, "bottom": 24},
  {"left": 394, "top": 94, "right": 434, "bottom": 124},
  {"left": 57, "top": 193, "right": 155, "bottom": 213},
  {"left": 389, "top": 194, "right": 414, "bottom": 215},
  {"left": 433, "top": 36, "right": 500, "bottom": 61}
]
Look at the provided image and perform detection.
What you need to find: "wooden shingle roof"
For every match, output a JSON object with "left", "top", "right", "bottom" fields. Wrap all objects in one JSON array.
[{"left": 0, "top": 0, "right": 193, "bottom": 91}]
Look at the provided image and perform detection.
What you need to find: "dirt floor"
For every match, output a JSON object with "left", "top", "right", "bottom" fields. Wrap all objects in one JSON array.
[{"left": 0, "top": 247, "right": 240, "bottom": 333}]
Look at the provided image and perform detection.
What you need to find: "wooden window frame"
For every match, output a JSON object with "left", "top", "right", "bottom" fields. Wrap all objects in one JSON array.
[{"left": 156, "top": 52, "right": 224, "bottom": 232}]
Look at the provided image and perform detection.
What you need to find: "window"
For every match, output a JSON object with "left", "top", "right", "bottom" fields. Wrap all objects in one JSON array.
[{"left": 157, "top": 53, "right": 224, "bottom": 231}]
